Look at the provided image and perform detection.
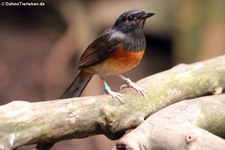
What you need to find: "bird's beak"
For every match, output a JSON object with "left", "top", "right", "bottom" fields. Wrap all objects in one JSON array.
[{"left": 143, "top": 12, "right": 155, "bottom": 19}]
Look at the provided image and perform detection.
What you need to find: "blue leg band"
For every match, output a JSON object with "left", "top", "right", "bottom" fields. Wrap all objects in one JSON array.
[{"left": 104, "top": 85, "right": 111, "bottom": 92}]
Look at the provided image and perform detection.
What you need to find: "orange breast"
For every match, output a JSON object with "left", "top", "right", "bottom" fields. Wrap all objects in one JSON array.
[{"left": 88, "top": 46, "right": 145, "bottom": 75}]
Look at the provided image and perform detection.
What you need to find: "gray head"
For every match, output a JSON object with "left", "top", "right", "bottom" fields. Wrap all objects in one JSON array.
[{"left": 112, "top": 10, "right": 155, "bottom": 33}]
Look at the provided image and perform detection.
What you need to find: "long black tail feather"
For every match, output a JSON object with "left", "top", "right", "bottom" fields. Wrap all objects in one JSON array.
[{"left": 60, "top": 71, "right": 92, "bottom": 98}]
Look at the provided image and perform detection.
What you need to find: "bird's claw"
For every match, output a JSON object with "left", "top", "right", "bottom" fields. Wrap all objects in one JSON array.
[
  {"left": 120, "top": 81, "right": 147, "bottom": 97},
  {"left": 107, "top": 90, "right": 123, "bottom": 103}
]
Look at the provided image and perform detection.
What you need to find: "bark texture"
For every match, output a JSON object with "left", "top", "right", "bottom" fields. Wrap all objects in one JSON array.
[{"left": 115, "top": 95, "right": 225, "bottom": 150}]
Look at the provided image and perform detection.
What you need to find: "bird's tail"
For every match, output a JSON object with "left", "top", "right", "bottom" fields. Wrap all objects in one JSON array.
[{"left": 60, "top": 71, "right": 92, "bottom": 98}]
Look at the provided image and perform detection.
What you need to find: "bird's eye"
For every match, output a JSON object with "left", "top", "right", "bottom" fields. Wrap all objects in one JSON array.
[{"left": 127, "top": 15, "right": 134, "bottom": 21}]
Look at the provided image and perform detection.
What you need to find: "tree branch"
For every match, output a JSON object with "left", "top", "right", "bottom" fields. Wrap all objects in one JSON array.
[
  {"left": 115, "top": 95, "right": 225, "bottom": 150},
  {"left": 0, "top": 55, "right": 225, "bottom": 149}
]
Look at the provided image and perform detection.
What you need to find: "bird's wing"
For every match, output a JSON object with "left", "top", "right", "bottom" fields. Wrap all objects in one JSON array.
[{"left": 78, "top": 29, "right": 122, "bottom": 69}]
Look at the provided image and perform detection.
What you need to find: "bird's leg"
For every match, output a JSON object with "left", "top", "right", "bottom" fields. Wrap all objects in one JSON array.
[
  {"left": 100, "top": 76, "right": 123, "bottom": 103},
  {"left": 118, "top": 75, "right": 147, "bottom": 97}
]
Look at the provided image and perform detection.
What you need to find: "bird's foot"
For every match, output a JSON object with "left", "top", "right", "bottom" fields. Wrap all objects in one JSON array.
[
  {"left": 104, "top": 85, "right": 123, "bottom": 103},
  {"left": 107, "top": 90, "right": 123, "bottom": 103},
  {"left": 120, "top": 78, "right": 147, "bottom": 97}
]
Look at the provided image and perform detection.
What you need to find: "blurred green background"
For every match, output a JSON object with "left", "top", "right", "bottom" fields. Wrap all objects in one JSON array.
[{"left": 0, "top": 0, "right": 225, "bottom": 149}]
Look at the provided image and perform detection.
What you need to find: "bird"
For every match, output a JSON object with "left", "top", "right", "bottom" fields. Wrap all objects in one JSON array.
[{"left": 61, "top": 10, "right": 154, "bottom": 102}]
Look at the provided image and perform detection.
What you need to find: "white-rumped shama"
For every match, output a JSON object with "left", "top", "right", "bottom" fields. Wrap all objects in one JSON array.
[{"left": 61, "top": 10, "right": 154, "bottom": 102}]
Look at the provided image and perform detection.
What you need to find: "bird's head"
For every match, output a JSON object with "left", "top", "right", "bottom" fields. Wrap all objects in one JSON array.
[{"left": 113, "top": 10, "right": 155, "bottom": 33}]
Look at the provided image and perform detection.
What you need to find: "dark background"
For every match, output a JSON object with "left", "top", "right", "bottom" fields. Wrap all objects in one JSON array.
[{"left": 0, "top": 0, "right": 225, "bottom": 149}]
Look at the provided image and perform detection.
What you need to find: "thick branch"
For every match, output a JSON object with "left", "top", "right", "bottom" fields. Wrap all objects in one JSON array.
[
  {"left": 115, "top": 95, "right": 225, "bottom": 150},
  {"left": 0, "top": 55, "right": 225, "bottom": 149}
]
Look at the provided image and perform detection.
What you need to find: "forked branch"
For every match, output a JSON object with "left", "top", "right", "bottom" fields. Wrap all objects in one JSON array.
[{"left": 0, "top": 55, "right": 225, "bottom": 149}]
